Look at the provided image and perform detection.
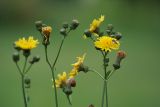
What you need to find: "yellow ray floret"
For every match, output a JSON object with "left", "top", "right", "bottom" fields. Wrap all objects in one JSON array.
[
  {"left": 55, "top": 72, "right": 67, "bottom": 88},
  {"left": 69, "top": 54, "right": 86, "bottom": 78},
  {"left": 94, "top": 36, "right": 120, "bottom": 52},
  {"left": 15, "top": 36, "right": 39, "bottom": 50},
  {"left": 89, "top": 15, "right": 105, "bottom": 33}
]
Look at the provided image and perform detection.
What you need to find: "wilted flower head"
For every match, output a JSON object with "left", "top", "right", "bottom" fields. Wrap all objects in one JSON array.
[
  {"left": 42, "top": 26, "right": 52, "bottom": 37},
  {"left": 94, "top": 36, "right": 120, "bottom": 52},
  {"left": 113, "top": 51, "right": 126, "bottom": 70},
  {"left": 14, "top": 36, "right": 39, "bottom": 50},
  {"left": 89, "top": 15, "right": 104, "bottom": 33}
]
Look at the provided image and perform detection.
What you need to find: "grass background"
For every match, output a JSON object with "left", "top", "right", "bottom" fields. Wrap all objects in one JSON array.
[{"left": 0, "top": 0, "right": 160, "bottom": 107}]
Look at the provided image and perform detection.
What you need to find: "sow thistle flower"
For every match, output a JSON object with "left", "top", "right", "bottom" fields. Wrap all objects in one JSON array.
[
  {"left": 15, "top": 36, "right": 39, "bottom": 50},
  {"left": 89, "top": 15, "right": 105, "bottom": 33},
  {"left": 94, "top": 36, "right": 120, "bottom": 52},
  {"left": 69, "top": 54, "right": 87, "bottom": 78}
]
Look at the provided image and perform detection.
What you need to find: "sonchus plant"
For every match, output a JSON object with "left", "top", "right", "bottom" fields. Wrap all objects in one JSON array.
[
  {"left": 12, "top": 36, "right": 40, "bottom": 107},
  {"left": 83, "top": 15, "right": 126, "bottom": 107},
  {"left": 35, "top": 19, "right": 79, "bottom": 107}
]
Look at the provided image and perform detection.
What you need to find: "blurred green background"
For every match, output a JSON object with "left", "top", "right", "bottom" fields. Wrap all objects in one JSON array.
[{"left": 0, "top": 0, "right": 160, "bottom": 107}]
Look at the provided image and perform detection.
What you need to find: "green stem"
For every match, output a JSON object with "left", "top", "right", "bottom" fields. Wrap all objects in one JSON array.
[
  {"left": 21, "top": 74, "right": 28, "bottom": 107},
  {"left": 23, "top": 57, "right": 28, "bottom": 73},
  {"left": 89, "top": 69, "right": 106, "bottom": 81},
  {"left": 67, "top": 95, "right": 72, "bottom": 106},
  {"left": 25, "top": 64, "right": 33, "bottom": 74},
  {"left": 44, "top": 46, "right": 58, "bottom": 107},
  {"left": 101, "top": 52, "right": 109, "bottom": 107},
  {"left": 52, "top": 38, "right": 65, "bottom": 68}
]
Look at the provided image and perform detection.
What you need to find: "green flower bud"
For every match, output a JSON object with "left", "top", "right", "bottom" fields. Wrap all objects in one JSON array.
[
  {"left": 23, "top": 50, "right": 30, "bottom": 58},
  {"left": 60, "top": 28, "right": 67, "bottom": 36},
  {"left": 35, "top": 21, "right": 42, "bottom": 32},
  {"left": 70, "top": 19, "right": 79, "bottom": 30},
  {"left": 24, "top": 77, "right": 31, "bottom": 88},
  {"left": 89, "top": 104, "right": 94, "bottom": 107},
  {"left": 84, "top": 29, "right": 92, "bottom": 38},
  {"left": 114, "top": 32, "right": 122, "bottom": 40},
  {"left": 12, "top": 52, "right": 20, "bottom": 62},
  {"left": 29, "top": 55, "right": 40, "bottom": 64},
  {"left": 62, "top": 22, "right": 69, "bottom": 29},
  {"left": 78, "top": 64, "right": 89, "bottom": 73},
  {"left": 106, "top": 24, "right": 114, "bottom": 31},
  {"left": 63, "top": 85, "right": 72, "bottom": 96}
]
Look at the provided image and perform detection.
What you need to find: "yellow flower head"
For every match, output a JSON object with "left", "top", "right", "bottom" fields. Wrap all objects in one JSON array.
[
  {"left": 69, "top": 54, "right": 86, "bottom": 78},
  {"left": 89, "top": 15, "right": 104, "bottom": 33},
  {"left": 42, "top": 26, "right": 52, "bottom": 37},
  {"left": 55, "top": 72, "right": 67, "bottom": 88},
  {"left": 15, "top": 36, "right": 39, "bottom": 50},
  {"left": 94, "top": 36, "right": 120, "bottom": 52}
]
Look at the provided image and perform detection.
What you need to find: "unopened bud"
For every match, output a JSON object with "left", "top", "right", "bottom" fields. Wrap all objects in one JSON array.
[
  {"left": 89, "top": 104, "right": 94, "bottom": 107},
  {"left": 63, "top": 85, "right": 72, "bottom": 96},
  {"left": 35, "top": 21, "right": 43, "bottom": 32},
  {"left": 106, "top": 24, "right": 114, "bottom": 31},
  {"left": 12, "top": 52, "right": 20, "bottom": 62},
  {"left": 23, "top": 50, "right": 30, "bottom": 58},
  {"left": 60, "top": 28, "right": 67, "bottom": 36},
  {"left": 24, "top": 77, "right": 31, "bottom": 88},
  {"left": 70, "top": 19, "right": 79, "bottom": 30},
  {"left": 114, "top": 32, "right": 122, "bottom": 40},
  {"left": 62, "top": 22, "right": 69, "bottom": 29},
  {"left": 113, "top": 51, "right": 126, "bottom": 70},
  {"left": 29, "top": 55, "right": 40, "bottom": 64},
  {"left": 78, "top": 64, "right": 89, "bottom": 73},
  {"left": 84, "top": 29, "right": 92, "bottom": 38}
]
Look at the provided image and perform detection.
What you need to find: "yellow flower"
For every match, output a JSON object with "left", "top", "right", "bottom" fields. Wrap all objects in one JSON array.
[
  {"left": 55, "top": 72, "right": 67, "bottom": 88},
  {"left": 89, "top": 15, "right": 104, "bottom": 33},
  {"left": 94, "top": 36, "right": 120, "bottom": 52},
  {"left": 15, "top": 36, "right": 39, "bottom": 50},
  {"left": 69, "top": 68, "right": 78, "bottom": 78},
  {"left": 69, "top": 54, "right": 86, "bottom": 78},
  {"left": 42, "top": 26, "right": 52, "bottom": 37}
]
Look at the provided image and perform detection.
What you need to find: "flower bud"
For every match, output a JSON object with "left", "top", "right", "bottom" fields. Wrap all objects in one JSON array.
[
  {"left": 12, "top": 52, "right": 20, "bottom": 62},
  {"left": 106, "top": 24, "right": 114, "bottom": 31},
  {"left": 29, "top": 55, "right": 40, "bottom": 64},
  {"left": 88, "top": 104, "right": 94, "bottom": 107},
  {"left": 67, "top": 78, "right": 76, "bottom": 87},
  {"left": 84, "top": 29, "right": 92, "bottom": 38},
  {"left": 60, "top": 28, "right": 67, "bottom": 36},
  {"left": 70, "top": 19, "right": 79, "bottom": 30},
  {"left": 106, "top": 24, "right": 114, "bottom": 35},
  {"left": 114, "top": 32, "right": 122, "bottom": 40},
  {"left": 62, "top": 22, "right": 69, "bottom": 29},
  {"left": 35, "top": 21, "right": 43, "bottom": 32},
  {"left": 113, "top": 51, "right": 126, "bottom": 70},
  {"left": 24, "top": 77, "right": 31, "bottom": 88},
  {"left": 78, "top": 64, "right": 89, "bottom": 73},
  {"left": 23, "top": 50, "right": 31, "bottom": 58},
  {"left": 63, "top": 85, "right": 72, "bottom": 96},
  {"left": 14, "top": 45, "right": 21, "bottom": 51}
]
